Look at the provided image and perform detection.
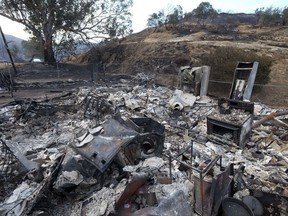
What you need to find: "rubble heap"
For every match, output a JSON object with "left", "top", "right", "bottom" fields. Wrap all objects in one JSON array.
[{"left": 0, "top": 78, "right": 287, "bottom": 216}]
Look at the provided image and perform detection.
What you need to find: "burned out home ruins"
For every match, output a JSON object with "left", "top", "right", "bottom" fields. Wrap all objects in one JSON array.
[{"left": 0, "top": 56, "right": 288, "bottom": 216}]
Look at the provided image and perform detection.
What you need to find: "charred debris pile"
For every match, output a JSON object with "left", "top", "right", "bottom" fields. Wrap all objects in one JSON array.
[{"left": 0, "top": 67, "right": 288, "bottom": 216}]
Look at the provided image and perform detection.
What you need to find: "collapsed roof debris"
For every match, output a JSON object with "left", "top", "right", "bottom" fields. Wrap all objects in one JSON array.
[{"left": 0, "top": 74, "right": 288, "bottom": 216}]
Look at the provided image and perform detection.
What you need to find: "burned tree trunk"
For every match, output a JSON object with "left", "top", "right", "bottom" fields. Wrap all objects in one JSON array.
[{"left": 43, "top": 37, "right": 56, "bottom": 63}]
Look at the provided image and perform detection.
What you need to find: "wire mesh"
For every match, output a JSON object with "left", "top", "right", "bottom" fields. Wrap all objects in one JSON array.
[
  {"left": 0, "top": 69, "right": 14, "bottom": 95},
  {"left": 0, "top": 139, "right": 27, "bottom": 181},
  {"left": 82, "top": 92, "right": 114, "bottom": 125},
  {"left": 0, "top": 139, "right": 29, "bottom": 201}
]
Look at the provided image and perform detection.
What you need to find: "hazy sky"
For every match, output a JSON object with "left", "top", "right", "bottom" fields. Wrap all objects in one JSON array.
[
  {"left": 132, "top": 0, "right": 288, "bottom": 32},
  {"left": 0, "top": 0, "right": 287, "bottom": 40}
]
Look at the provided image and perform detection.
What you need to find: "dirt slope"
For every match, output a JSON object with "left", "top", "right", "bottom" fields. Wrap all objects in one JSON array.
[{"left": 72, "top": 22, "right": 288, "bottom": 106}]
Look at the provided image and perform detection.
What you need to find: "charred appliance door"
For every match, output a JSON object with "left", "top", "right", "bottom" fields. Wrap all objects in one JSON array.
[
  {"left": 70, "top": 117, "right": 138, "bottom": 172},
  {"left": 122, "top": 118, "right": 165, "bottom": 165}
]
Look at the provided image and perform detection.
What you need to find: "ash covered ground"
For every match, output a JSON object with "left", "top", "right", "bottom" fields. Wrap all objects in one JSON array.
[{"left": 0, "top": 73, "right": 288, "bottom": 216}]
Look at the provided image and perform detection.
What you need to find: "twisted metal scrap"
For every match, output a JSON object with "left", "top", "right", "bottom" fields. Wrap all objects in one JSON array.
[{"left": 82, "top": 92, "right": 114, "bottom": 124}]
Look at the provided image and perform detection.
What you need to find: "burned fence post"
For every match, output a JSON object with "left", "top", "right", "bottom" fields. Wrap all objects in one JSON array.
[
  {"left": 0, "top": 26, "right": 18, "bottom": 76},
  {"left": 57, "top": 62, "right": 60, "bottom": 79},
  {"left": 0, "top": 69, "right": 14, "bottom": 97},
  {"left": 91, "top": 63, "right": 96, "bottom": 82}
]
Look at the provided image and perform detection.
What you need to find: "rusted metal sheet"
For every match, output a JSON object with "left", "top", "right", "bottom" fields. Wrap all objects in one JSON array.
[
  {"left": 194, "top": 164, "right": 233, "bottom": 216},
  {"left": 194, "top": 176, "right": 213, "bottom": 216},
  {"left": 114, "top": 173, "right": 149, "bottom": 216},
  {"left": 210, "top": 164, "right": 234, "bottom": 216}
]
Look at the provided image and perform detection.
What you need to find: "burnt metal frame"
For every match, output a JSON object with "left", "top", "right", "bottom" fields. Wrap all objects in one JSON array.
[
  {"left": 166, "top": 140, "right": 223, "bottom": 216},
  {"left": 229, "top": 61, "right": 258, "bottom": 101},
  {"left": 207, "top": 98, "right": 254, "bottom": 148},
  {"left": 70, "top": 116, "right": 165, "bottom": 173},
  {"left": 178, "top": 66, "right": 210, "bottom": 96}
]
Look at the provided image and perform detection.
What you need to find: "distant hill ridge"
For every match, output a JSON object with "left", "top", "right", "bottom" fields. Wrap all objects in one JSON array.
[
  {"left": 183, "top": 13, "right": 258, "bottom": 25},
  {"left": 0, "top": 34, "right": 24, "bottom": 61}
]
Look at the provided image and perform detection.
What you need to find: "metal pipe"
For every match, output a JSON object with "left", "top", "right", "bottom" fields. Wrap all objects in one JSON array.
[
  {"left": 200, "top": 66, "right": 210, "bottom": 96},
  {"left": 169, "top": 155, "right": 172, "bottom": 183},
  {"left": 253, "top": 110, "right": 288, "bottom": 129},
  {"left": 200, "top": 171, "right": 204, "bottom": 216},
  {"left": 274, "top": 118, "right": 288, "bottom": 128},
  {"left": 202, "top": 155, "right": 221, "bottom": 177},
  {"left": 168, "top": 153, "right": 221, "bottom": 178},
  {"left": 190, "top": 141, "right": 193, "bottom": 180},
  {"left": 168, "top": 154, "right": 197, "bottom": 171}
]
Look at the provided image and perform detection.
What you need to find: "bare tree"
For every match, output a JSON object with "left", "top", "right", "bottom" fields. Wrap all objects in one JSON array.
[{"left": 0, "top": 0, "right": 133, "bottom": 63}]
